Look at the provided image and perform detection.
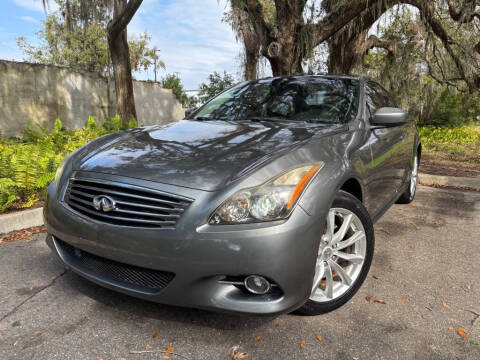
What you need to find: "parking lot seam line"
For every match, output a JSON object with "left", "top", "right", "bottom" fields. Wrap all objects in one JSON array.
[{"left": 0, "top": 270, "right": 66, "bottom": 324}]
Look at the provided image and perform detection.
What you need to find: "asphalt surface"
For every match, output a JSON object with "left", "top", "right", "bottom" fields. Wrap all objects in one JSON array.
[{"left": 1, "top": 186, "right": 479, "bottom": 360}]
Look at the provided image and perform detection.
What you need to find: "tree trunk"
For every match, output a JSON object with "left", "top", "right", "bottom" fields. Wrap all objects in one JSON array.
[
  {"left": 328, "top": 38, "right": 357, "bottom": 74},
  {"left": 108, "top": 26, "right": 136, "bottom": 123},
  {"left": 245, "top": 51, "right": 258, "bottom": 80},
  {"left": 107, "top": 0, "right": 143, "bottom": 123}
]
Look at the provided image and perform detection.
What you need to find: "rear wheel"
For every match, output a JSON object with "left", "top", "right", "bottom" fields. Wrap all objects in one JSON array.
[
  {"left": 397, "top": 151, "right": 419, "bottom": 204},
  {"left": 297, "top": 191, "right": 374, "bottom": 315}
]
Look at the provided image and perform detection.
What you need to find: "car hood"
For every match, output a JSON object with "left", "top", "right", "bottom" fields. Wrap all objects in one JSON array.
[{"left": 77, "top": 119, "right": 345, "bottom": 191}]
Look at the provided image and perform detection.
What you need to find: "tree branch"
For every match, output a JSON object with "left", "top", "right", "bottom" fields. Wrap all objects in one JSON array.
[
  {"left": 309, "top": 0, "right": 401, "bottom": 48},
  {"left": 107, "top": 0, "right": 143, "bottom": 39},
  {"left": 408, "top": 0, "right": 474, "bottom": 91},
  {"left": 424, "top": 35, "right": 465, "bottom": 91},
  {"left": 446, "top": 0, "right": 480, "bottom": 23},
  {"left": 362, "top": 35, "right": 397, "bottom": 55}
]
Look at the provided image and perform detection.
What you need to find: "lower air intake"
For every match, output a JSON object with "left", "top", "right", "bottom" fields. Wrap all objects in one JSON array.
[{"left": 55, "top": 238, "right": 174, "bottom": 294}]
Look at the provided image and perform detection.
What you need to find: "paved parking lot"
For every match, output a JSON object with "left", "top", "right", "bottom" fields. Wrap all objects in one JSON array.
[{"left": 1, "top": 186, "right": 479, "bottom": 360}]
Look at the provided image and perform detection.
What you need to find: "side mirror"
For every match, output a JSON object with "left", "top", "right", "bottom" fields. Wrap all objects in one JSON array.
[
  {"left": 185, "top": 108, "right": 197, "bottom": 119},
  {"left": 371, "top": 107, "right": 408, "bottom": 127}
]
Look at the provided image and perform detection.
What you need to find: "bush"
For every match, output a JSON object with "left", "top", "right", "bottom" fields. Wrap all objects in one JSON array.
[
  {"left": 161, "top": 73, "right": 198, "bottom": 108},
  {"left": 0, "top": 116, "right": 137, "bottom": 213},
  {"left": 198, "top": 71, "right": 235, "bottom": 104},
  {"left": 429, "top": 89, "right": 480, "bottom": 127}
]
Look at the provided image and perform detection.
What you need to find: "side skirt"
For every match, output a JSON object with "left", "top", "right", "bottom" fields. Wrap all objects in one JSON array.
[{"left": 371, "top": 183, "right": 407, "bottom": 224}]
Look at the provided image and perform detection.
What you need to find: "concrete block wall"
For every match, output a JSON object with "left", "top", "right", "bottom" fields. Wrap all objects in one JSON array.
[{"left": 0, "top": 60, "right": 184, "bottom": 137}]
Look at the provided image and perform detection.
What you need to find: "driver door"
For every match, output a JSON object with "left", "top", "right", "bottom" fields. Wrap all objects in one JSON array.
[{"left": 364, "top": 81, "right": 409, "bottom": 216}]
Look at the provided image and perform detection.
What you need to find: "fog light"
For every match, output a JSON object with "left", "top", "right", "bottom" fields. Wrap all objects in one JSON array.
[{"left": 244, "top": 275, "right": 271, "bottom": 294}]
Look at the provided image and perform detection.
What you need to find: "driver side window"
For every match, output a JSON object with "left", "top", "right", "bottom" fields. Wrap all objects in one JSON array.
[
  {"left": 366, "top": 81, "right": 397, "bottom": 116},
  {"left": 366, "top": 82, "right": 385, "bottom": 115}
]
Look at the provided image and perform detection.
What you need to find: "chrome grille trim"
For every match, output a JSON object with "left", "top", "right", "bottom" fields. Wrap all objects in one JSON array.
[{"left": 64, "top": 177, "right": 192, "bottom": 228}]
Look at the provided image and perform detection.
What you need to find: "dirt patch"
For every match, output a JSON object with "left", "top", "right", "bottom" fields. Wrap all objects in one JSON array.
[{"left": 420, "top": 152, "right": 480, "bottom": 178}]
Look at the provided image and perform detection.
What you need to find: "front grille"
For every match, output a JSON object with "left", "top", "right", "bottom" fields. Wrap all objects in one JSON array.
[
  {"left": 55, "top": 238, "right": 175, "bottom": 293},
  {"left": 64, "top": 178, "right": 192, "bottom": 228}
]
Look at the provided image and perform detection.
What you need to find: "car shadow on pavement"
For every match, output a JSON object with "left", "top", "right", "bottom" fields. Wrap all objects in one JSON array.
[{"left": 62, "top": 270, "right": 278, "bottom": 331}]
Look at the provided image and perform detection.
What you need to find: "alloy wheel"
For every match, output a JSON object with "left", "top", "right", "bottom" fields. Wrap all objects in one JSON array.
[
  {"left": 410, "top": 154, "right": 419, "bottom": 198},
  {"left": 310, "top": 208, "right": 367, "bottom": 302}
]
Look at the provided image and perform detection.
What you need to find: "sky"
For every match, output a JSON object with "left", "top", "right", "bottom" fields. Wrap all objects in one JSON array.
[{"left": 0, "top": 0, "right": 242, "bottom": 89}]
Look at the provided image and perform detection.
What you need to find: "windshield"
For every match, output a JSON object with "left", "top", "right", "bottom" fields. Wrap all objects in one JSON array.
[{"left": 193, "top": 77, "right": 359, "bottom": 124}]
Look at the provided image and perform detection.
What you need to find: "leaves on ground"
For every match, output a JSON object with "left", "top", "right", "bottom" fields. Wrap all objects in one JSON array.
[
  {"left": 365, "top": 296, "right": 371, "bottom": 302},
  {"left": 230, "top": 346, "right": 247, "bottom": 359},
  {"left": 230, "top": 347, "right": 248, "bottom": 359},
  {"left": 0, "top": 226, "right": 46, "bottom": 243},
  {"left": 253, "top": 336, "right": 260, "bottom": 342},
  {"left": 373, "top": 299, "right": 386, "bottom": 305},
  {"left": 152, "top": 332, "right": 159, "bottom": 338},
  {"left": 456, "top": 327, "right": 468, "bottom": 340},
  {"left": 275, "top": 323, "right": 280, "bottom": 328},
  {"left": 165, "top": 346, "right": 173, "bottom": 355},
  {"left": 300, "top": 341, "right": 305, "bottom": 349},
  {"left": 442, "top": 301, "right": 449, "bottom": 309},
  {"left": 315, "top": 334, "right": 322, "bottom": 342}
]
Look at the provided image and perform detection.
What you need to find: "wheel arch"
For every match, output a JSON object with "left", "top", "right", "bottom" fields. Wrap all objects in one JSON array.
[{"left": 339, "top": 177, "right": 363, "bottom": 203}]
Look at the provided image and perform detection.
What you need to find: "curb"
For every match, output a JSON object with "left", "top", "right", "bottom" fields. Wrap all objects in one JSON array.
[
  {"left": 1, "top": 173, "right": 479, "bottom": 235},
  {"left": 0, "top": 207, "right": 44, "bottom": 235},
  {"left": 419, "top": 173, "right": 480, "bottom": 192}
]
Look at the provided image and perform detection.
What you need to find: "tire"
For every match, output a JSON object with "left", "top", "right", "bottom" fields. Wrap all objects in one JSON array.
[
  {"left": 397, "top": 150, "right": 419, "bottom": 204},
  {"left": 297, "top": 190, "right": 374, "bottom": 315}
]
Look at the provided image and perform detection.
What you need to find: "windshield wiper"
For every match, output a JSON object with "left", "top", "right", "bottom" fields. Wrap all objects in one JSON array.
[
  {"left": 192, "top": 116, "right": 213, "bottom": 121},
  {"left": 242, "top": 116, "right": 290, "bottom": 122}
]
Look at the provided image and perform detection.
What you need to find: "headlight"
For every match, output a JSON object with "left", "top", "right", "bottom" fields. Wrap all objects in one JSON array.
[
  {"left": 54, "top": 152, "right": 74, "bottom": 186},
  {"left": 209, "top": 163, "right": 323, "bottom": 224}
]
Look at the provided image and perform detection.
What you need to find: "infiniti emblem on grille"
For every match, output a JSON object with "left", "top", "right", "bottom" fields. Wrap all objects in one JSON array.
[{"left": 92, "top": 195, "right": 116, "bottom": 212}]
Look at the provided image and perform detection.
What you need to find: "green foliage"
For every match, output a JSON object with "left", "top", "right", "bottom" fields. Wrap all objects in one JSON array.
[
  {"left": 418, "top": 125, "right": 480, "bottom": 162},
  {"left": 0, "top": 116, "right": 137, "bottom": 213},
  {"left": 430, "top": 89, "right": 480, "bottom": 127},
  {"left": 198, "top": 71, "right": 235, "bottom": 104},
  {"left": 360, "top": 7, "right": 479, "bottom": 127},
  {"left": 17, "top": 0, "right": 162, "bottom": 75},
  {"left": 161, "top": 73, "right": 197, "bottom": 108},
  {"left": 419, "top": 125, "right": 480, "bottom": 146},
  {"left": 0, "top": 178, "right": 18, "bottom": 212}
]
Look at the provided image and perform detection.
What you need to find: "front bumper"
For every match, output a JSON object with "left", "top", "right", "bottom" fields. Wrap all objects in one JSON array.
[{"left": 44, "top": 173, "right": 326, "bottom": 315}]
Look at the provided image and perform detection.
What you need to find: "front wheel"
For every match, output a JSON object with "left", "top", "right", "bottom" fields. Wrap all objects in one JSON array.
[{"left": 297, "top": 191, "right": 374, "bottom": 315}]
